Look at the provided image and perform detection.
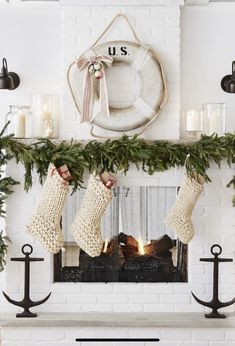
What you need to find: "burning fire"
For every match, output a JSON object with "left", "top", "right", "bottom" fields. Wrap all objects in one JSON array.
[
  {"left": 103, "top": 239, "right": 109, "bottom": 253},
  {"left": 138, "top": 238, "right": 145, "bottom": 255}
]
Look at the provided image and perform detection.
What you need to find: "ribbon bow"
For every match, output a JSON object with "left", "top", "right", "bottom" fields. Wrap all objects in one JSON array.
[{"left": 76, "top": 54, "right": 113, "bottom": 124}]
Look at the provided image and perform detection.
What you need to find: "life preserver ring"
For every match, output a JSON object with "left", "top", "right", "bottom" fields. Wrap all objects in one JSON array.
[{"left": 67, "top": 40, "right": 168, "bottom": 133}]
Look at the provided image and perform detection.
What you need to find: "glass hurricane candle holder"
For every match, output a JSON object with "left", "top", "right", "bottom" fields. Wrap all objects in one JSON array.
[
  {"left": 184, "top": 109, "right": 203, "bottom": 139},
  {"left": 6, "top": 105, "right": 33, "bottom": 138},
  {"left": 31, "top": 94, "right": 59, "bottom": 138},
  {"left": 202, "top": 103, "right": 226, "bottom": 136}
]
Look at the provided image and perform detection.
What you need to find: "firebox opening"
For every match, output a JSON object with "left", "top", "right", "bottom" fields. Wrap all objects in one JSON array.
[{"left": 54, "top": 186, "right": 188, "bottom": 283}]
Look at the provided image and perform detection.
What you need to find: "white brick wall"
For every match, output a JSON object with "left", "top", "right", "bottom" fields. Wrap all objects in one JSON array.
[
  {"left": 3, "top": 326, "right": 235, "bottom": 345},
  {"left": 2, "top": 1, "right": 235, "bottom": 344}
]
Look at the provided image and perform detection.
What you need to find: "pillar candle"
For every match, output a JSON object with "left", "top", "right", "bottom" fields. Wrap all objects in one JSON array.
[
  {"left": 207, "top": 113, "right": 217, "bottom": 135},
  {"left": 42, "top": 104, "right": 52, "bottom": 123},
  {"left": 15, "top": 110, "right": 26, "bottom": 138},
  {"left": 42, "top": 104, "right": 53, "bottom": 137},
  {"left": 185, "top": 110, "right": 202, "bottom": 132}
]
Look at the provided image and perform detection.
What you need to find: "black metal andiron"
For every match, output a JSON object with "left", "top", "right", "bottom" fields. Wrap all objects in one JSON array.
[
  {"left": 3, "top": 244, "right": 51, "bottom": 318},
  {"left": 192, "top": 244, "right": 235, "bottom": 318}
]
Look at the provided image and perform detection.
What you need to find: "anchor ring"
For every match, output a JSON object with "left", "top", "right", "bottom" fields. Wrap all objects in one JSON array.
[
  {"left": 22, "top": 244, "right": 33, "bottom": 256},
  {"left": 211, "top": 244, "right": 222, "bottom": 256}
]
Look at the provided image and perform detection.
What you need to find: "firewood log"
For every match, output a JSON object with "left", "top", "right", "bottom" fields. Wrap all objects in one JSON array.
[
  {"left": 118, "top": 232, "right": 139, "bottom": 257},
  {"left": 108, "top": 237, "right": 125, "bottom": 267},
  {"left": 144, "top": 235, "right": 173, "bottom": 257}
]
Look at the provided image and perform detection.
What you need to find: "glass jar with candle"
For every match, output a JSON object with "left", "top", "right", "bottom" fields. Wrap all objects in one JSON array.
[
  {"left": 202, "top": 103, "right": 226, "bottom": 136},
  {"left": 31, "top": 94, "right": 59, "bottom": 138},
  {"left": 184, "top": 109, "right": 203, "bottom": 139},
  {"left": 6, "top": 105, "right": 33, "bottom": 138}
]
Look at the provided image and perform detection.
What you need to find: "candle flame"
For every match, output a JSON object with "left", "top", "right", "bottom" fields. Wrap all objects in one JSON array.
[
  {"left": 138, "top": 238, "right": 145, "bottom": 255},
  {"left": 103, "top": 239, "right": 109, "bottom": 253}
]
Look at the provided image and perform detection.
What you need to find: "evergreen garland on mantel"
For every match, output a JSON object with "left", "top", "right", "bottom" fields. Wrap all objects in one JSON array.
[
  {"left": 0, "top": 121, "right": 233, "bottom": 269},
  {"left": 0, "top": 122, "right": 234, "bottom": 205}
]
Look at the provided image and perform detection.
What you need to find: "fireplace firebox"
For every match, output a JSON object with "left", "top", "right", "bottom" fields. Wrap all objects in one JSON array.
[{"left": 54, "top": 186, "right": 188, "bottom": 283}]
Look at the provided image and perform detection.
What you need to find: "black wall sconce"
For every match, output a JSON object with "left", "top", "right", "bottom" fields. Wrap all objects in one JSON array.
[
  {"left": 221, "top": 61, "right": 235, "bottom": 93},
  {"left": 0, "top": 58, "right": 20, "bottom": 90}
]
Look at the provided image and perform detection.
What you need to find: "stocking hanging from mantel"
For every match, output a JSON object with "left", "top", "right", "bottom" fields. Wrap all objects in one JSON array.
[
  {"left": 72, "top": 173, "right": 113, "bottom": 257},
  {"left": 165, "top": 174, "right": 205, "bottom": 244},
  {"left": 26, "top": 163, "right": 69, "bottom": 254}
]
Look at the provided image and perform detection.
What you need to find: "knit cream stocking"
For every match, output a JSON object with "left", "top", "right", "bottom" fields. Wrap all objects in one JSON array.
[
  {"left": 165, "top": 174, "right": 204, "bottom": 244},
  {"left": 26, "top": 163, "right": 69, "bottom": 254},
  {"left": 72, "top": 174, "right": 112, "bottom": 257}
]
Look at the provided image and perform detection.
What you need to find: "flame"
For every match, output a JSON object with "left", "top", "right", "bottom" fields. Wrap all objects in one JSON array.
[
  {"left": 138, "top": 238, "right": 145, "bottom": 255},
  {"left": 103, "top": 239, "right": 109, "bottom": 253}
]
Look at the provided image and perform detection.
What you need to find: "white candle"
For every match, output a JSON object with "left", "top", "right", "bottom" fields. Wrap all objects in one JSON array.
[
  {"left": 44, "top": 125, "right": 53, "bottom": 138},
  {"left": 208, "top": 113, "right": 217, "bottom": 135},
  {"left": 202, "top": 103, "right": 226, "bottom": 136},
  {"left": 42, "top": 104, "right": 52, "bottom": 122},
  {"left": 185, "top": 110, "right": 202, "bottom": 132},
  {"left": 42, "top": 104, "right": 53, "bottom": 137},
  {"left": 15, "top": 110, "right": 26, "bottom": 138}
]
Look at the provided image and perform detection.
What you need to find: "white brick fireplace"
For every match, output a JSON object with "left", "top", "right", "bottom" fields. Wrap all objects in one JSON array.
[
  {"left": 4, "top": 161, "right": 235, "bottom": 312},
  {"left": 2, "top": 162, "right": 235, "bottom": 345},
  {"left": 0, "top": 0, "right": 235, "bottom": 345}
]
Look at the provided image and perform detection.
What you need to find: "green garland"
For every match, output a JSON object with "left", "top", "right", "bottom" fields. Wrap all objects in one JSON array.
[
  {"left": 0, "top": 123, "right": 19, "bottom": 271},
  {"left": 5, "top": 131, "right": 235, "bottom": 192},
  {"left": 0, "top": 123, "right": 234, "bottom": 267}
]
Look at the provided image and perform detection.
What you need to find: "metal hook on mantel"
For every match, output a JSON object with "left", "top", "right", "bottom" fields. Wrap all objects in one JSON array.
[{"left": 2, "top": 244, "right": 51, "bottom": 318}]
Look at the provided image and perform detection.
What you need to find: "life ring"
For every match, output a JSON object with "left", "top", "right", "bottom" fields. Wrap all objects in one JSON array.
[{"left": 67, "top": 40, "right": 168, "bottom": 133}]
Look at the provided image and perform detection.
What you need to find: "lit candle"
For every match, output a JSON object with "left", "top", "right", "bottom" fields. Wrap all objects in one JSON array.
[
  {"left": 44, "top": 125, "right": 53, "bottom": 138},
  {"left": 42, "top": 104, "right": 53, "bottom": 138},
  {"left": 42, "top": 104, "right": 52, "bottom": 122},
  {"left": 15, "top": 110, "right": 26, "bottom": 138}
]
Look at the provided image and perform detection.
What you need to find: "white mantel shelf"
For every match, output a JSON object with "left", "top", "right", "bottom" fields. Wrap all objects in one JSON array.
[
  {"left": 15, "top": 138, "right": 198, "bottom": 145},
  {"left": 1, "top": 312, "right": 235, "bottom": 328}
]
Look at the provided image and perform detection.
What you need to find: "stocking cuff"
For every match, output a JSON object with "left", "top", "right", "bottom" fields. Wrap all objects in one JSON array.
[
  {"left": 48, "top": 163, "right": 69, "bottom": 188},
  {"left": 184, "top": 174, "right": 204, "bottom": 194}
]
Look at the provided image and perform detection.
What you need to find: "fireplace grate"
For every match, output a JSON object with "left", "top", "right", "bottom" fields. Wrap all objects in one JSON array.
[
  {"left": 54, "top": 238, "right": 187, "bottom": 283},
  {"left": 54, "top": 186, "right": 188, "bottom": 283}
]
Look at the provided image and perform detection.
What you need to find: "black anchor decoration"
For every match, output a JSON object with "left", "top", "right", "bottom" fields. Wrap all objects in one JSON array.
[
  {"left": 3, "top": 244, "right": 51, "bottom": 318},
  {"left": 192, "top": 244, "right": 235, "bottom": 319}
]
